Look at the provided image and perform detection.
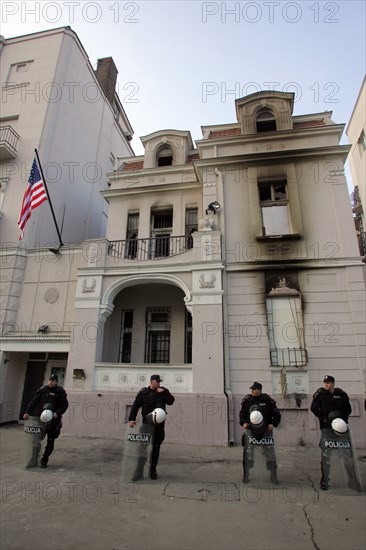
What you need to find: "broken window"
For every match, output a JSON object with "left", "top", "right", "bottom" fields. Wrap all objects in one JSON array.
[
  {"left": 259, "top": 181, "right": 290, "bottom": 236},
  {"left": 266, "top": 281, "right": 307, "bottom": 367}
]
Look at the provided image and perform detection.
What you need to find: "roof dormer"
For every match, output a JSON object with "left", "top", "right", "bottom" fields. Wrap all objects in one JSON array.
[
  {"left": 235, "top": 91, "right": 294, "bottom": 135},
  {"left": 140, "top": 130, "right": 194, "bottom": 169}
]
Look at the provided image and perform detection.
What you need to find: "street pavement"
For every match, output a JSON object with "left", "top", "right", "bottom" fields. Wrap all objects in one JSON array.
[{"left": 1, "top": 423, "right": 365, "bottom": 550}]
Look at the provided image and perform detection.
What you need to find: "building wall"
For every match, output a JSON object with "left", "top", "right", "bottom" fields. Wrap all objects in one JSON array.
[
  {"left": 1, "top": 86, "right": 365, "bottom": 448},
  {"left": 347, "top": 76, "right": 366, "bottom": 218},
  {"left": 0, "top": 30, "right": 63, "bottom": 246}
]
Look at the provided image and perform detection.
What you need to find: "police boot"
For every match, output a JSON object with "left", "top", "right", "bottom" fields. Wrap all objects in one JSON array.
[
  {"left": 40, "top": 438, "right": 55, "bottom": 468},
  {"left": 268, "top": 462, "right": 279, "bottom": 484},
  {"left": 28, "top": 440, "right": 42, "bottom": 468},
  {"left": 150, "top": 445, "right": 160, "bottom": 480},
  {"left": 345, "top": 464, "right": 362, "bottom": 492},
  {"left": 242, "top": 468, "right": 249, "bottom": 483},
  {"left": 242, "top": 453, "right": 252, "bottom": 483},
  {"left": 320, "top": 459, "right": 330, "bottom": 490},
  {"left": 132, "top": 457, "right": 147, "bottom": 481}
]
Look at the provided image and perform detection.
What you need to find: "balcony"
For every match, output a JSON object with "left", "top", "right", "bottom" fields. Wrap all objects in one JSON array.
[
  {"left": 0, "top": 125, "right": 20, "bottom": 160},
  {"left": 357, "top": 231, "right": 366, "bottom": 257},
  {"left": 270, "top": 348, "right": 308, "bottom": 368},
  {"left": 108, "top": 235, "right": 193, "bottom": 260}
]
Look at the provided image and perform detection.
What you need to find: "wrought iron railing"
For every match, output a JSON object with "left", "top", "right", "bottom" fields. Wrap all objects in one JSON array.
[
  {"left": 357, "top": 231, "right": 366, "bottom": 257},
  {"left": 108, "top": 235, "right": 194, "bottom": 260},
  {"left": 0, "top": 125, "right": 20, "bottom": 155},
  {"left": 270, "top": 348, "right": 308, "bottom": 367}
]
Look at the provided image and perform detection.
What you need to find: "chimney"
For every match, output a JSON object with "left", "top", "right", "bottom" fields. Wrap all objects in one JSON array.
[{"left": 95, "top": 57, "right": 118, "bottom": 105}]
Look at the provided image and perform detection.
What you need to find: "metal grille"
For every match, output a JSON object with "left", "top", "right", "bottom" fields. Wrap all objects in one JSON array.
[
  {"left": 145, "top": 307, "right": 171, "bottom": 364},
  {"left": 270, "top": 348, "right": 308, "bottom": 367},
  {"left": 0, "top": 125, "right": 20, "bottom": 154},
  {"left": 108, "top": 236, "right": 192, "bottom": 260}
]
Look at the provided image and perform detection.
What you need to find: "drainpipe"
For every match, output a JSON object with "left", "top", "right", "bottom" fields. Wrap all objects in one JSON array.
[{"left": 215, "top": 167, "right": 235, "bottom": 446}]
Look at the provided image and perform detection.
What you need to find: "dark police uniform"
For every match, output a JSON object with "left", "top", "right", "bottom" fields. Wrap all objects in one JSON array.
[
  {"left": 239, "top": 393, "right": 281, "bottom": 428},
  {"left": 311, "top": 383, "right": 356, "bottom": 489},
  {"left": 311, "top": 387, "right": 351, "bottom": 428},
  {"left": 25, "top": 383, "right": 68, "bottom": 467},
  {"left": 129, "top": 385, "right": 175, "bottom": 477},
  {"left": 239, "top": 392, "right": 281, "bottom": 482}
]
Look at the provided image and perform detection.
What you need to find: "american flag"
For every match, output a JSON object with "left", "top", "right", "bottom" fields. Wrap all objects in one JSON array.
[{"left": 18, "top": 158, "right": 48, "bottom": 240}]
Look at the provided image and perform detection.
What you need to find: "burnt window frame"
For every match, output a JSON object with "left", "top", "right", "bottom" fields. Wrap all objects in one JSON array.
[{"left": 258, "top": 180, "right": 290, "bottom": 236}]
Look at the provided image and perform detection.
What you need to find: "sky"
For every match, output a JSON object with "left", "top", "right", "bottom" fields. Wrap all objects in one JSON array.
[{"left": 1, "top": 0, "right": 365, "bottom": 185}]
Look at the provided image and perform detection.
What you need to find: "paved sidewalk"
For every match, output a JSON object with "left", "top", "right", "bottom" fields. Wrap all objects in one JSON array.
[{"left": 1, "top": 424, "right": 365, "bottom": 550}]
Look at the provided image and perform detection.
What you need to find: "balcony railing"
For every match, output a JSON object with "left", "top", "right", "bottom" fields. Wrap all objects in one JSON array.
[
  {"left": 357, "top": 231, "right": 366, "bottom": 257},
  {"left": 270, "top": 348, "right": 308, "bottom": 367},
  {"left": 0, "top": 125, "right": 20, "bottom": 160},
  {"left": 108, "top": 235, "right": 193, "bottom": 260}
]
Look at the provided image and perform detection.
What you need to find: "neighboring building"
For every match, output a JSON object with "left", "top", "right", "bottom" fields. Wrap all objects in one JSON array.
[
  {"left": 1, "top": 89, "right": 365, "bottom": 448},
  {"left": 0, "top": 27, "right": 134, "bottom": 247},
  {"left": 347, "top": 76, "right": 366, "bottom": 259},
  {"left": 0, "top": 28, "right": 134, "bottom": 418}
]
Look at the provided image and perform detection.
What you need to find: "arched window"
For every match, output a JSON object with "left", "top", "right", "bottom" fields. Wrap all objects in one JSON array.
[
  {"left": 157, "top": 146, "right": 173, "bottom": 166},
  {"left": 256, "top": 109, "right": 277, "bottom": 133}
]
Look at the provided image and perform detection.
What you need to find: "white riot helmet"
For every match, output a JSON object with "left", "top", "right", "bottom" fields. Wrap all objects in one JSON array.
[
  {"left": 40, "top": 409, "right": 54, "bottom": 424},
  {"left": 249, "top": 410, "right": 265, "bottom": 437},
  {"left": 147, "top": 408, "right": 167, "bottom": 424},
  {"left": 250, "top": 410, "right": 264, "bottom": 425},
  {"left": 331, "top": 418, "right": 348, "bottom": 435}
]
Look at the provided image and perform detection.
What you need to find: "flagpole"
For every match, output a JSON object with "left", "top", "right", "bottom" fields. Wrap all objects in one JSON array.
[{"left": 34, "top": 148, "right": 64, "bottom": 249}]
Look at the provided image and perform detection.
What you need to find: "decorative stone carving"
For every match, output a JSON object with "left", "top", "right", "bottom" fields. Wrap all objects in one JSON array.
[
  {"left": 198, "top": 217, "right": 214, "bottom": 231},
  {"left": 82, "top": 278, "right": 96, "bottom": 293},
  {"left": 85, "top": 243, "right": 100, "bottom": 264},
  {"left": 199, "top": 273, "right": 216, "bottom": 288},
  {"left": 44, "top": 288, "right": 59, "bottom": 303}
]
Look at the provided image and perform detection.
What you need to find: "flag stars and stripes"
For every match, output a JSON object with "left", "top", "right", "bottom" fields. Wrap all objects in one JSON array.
[{"left": 18, "top": 158, "right": 48, "bottom": 240}]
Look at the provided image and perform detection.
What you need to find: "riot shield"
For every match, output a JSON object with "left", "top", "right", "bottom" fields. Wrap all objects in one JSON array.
[
  {"left": 242, "top": 429, "right": 279, "bottom": 484},
  {"left": 319, "top": 428, "right": 362, "bottom": 492},
  {"left": 20, "top": 416, "right": 45, "bottom": 469},
  {"left": 121, "top": 424, "right": 155, "bottom": 483}
]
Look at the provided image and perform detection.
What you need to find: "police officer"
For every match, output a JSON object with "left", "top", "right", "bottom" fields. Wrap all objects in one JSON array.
[
  {"left": 128, "top": 374, "right": 175, "bottom": 480},
  {"left": 311, "top": 375, "right": 351, "bottom": 429},
  {"left": 239, "top": 382, "right": 281, "bottom": 483},
  {"left": 311, "top": 374, "right": 357, "bottom": 490},
  {"left": 23, "top": 374, "right": 68, "bottom": 468}
]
